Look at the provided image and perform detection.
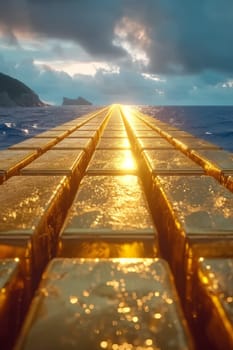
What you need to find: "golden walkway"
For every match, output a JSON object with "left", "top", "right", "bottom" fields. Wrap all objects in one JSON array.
[{"left": 0, "top": 105, "right": 232, "bottom": 350}]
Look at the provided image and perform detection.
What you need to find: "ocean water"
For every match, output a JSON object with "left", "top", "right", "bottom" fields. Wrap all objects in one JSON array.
[
  {"left": 138, "top": 105, "right": 233, "bottom": 152},
  {"left": 0, "top": 105, "right": 101, "bottom": 150},
  {"left": 0, "top": 105, "right": 233, "bottom": 152}
]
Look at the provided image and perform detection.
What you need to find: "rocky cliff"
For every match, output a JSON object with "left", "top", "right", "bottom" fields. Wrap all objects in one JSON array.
[
  {"left": 62, "top": 96, "right": 92, "bottom": 105},
  {"left": 0, "top": 72, "right": 45, "bottom": 107}
]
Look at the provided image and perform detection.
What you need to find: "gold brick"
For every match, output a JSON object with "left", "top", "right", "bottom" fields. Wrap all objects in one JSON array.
[
  {"left": 60, "top": 175, "right": 158, "bottom": 258},
  {"left": 97, "top": 138, "right": 131, "bottom": 149},
  {"left": 172, "top": 137, "right": 220, "bottom": 151},
  {"left": 0, "top": 150, "right": 37, "bottom": 182},
  {"left": 162, "top": 130, "right": 194, "bottom": 138},
  {"left": 148, "top": 121, "right": 178, "bottom": 131},
  {"left": 49, "top": 125, "right": 77, "bottom": 132},
  {"left": 129, "top": 124, "right": 154, "bottom": 131},
  {"left": 104, "top": 126, "right": 126, "bottom": 131},
  {"left": 101, "top": 131, "right": 128, "bottom": 138},
  {"left": 86, "top": 150, "right": 137, "bottom": 175},
  {"left": 9, "top": 138, "right": 57, "bottom": 152},
  {"left": 0, "top": 259, "right": 22, "bottom": 349},
  {"left": 34, "top": 130, "right": 69, "bottom": 139},
  {"left": 133, "top": 130, "right": 161, "bottom": 138},
  {"left": 150, "top": 175, "right": 233, "bottom": 300},
  {"left": 68, "top": 130, "right": 98, "bottom": 139},
  {"left": 191, "top": 149, "right": 233, "bottom": 178},
  {"left": 77, "top": 125, "right": 101, "bottom": 131},
  {"left": 142, "top": 149, "right": 204, "bottom": 176},
  {"left": 15, "top": 258, "right": 194, "bottom": 350},
  {"left": 52, "top": 138, "right": 94, "bottom": 156},
  {"left": 0, "top": 175, "right": 71, "bottom": 293},
  {"left": 196, "top": 258, "right": 233, "bottom": 350},
  {"left": 21, "top": 149, "right": 86, "bottom": 175},
  {"left": 135, "top": 137, "right": 174, "bottom": 151}
]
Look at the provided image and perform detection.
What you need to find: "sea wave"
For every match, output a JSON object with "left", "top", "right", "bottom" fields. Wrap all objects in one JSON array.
[{"left": 0, "top": 105, "right": 101, "bottom": 150}]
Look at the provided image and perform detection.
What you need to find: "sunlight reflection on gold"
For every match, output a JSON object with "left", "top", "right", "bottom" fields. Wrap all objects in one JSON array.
[
  {"left": 121, "top": 106, "right": 134, "bottom": 120},
  {"left": 121, "top": 151, "right": 135, "bottom": 171}
]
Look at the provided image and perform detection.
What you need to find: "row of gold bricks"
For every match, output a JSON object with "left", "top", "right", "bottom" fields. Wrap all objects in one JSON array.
[{"left": 0, "top": 105, "right": 232, "bottom": 349}]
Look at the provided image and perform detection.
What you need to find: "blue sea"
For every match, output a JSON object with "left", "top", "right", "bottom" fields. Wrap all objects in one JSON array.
[{"left": 0, "top": 105, "right": 233, "bottom": 152}]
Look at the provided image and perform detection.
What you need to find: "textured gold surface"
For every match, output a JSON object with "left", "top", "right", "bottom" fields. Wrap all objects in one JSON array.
[
  {"left": 35, "top": 130, "right": 69, "bottom": 139},
  {"left": 135, "top": 137, "right": 174, "bottom": 150},
  {"left": 198, "top": 258, "right": 233, "bottom": 322},
  {"left": 132, "top": 130, "right": 161, "bottom": 138},
  {"left": 97, "top": 138, "right": 131, "bottom": 149},
  {"left": 48, "top": 125, "right": 77, "bottom": 132},
  {"left": 1, "top": 105, "right": 232, "bottom": 349},
  {"left": 59, "top": 239, "right": 157, "bottom": 258},
  {"left": 15, "top": 258, "right": 194, "bottom": 350},
  {"left": 21, "top": 149, "right": 85, "bottom": 175},
  {"left": 0, "top": 175, "right": 68, "bottom": 236},
  {"left": 68, "top": 130, "right": 98, "bottom": 139},
  {"left": 0, "top": 150, "right": 37, "bottom": 181},
  {"left": 173, "top": 137, "right": 220, "bottom": 150},
  {"left": 9, "top": 138, "right": 57, "bottom": 152},
  {"left": 86, "top": 150, "right": 137, "bottom": 174},
  {"left": 163, "top": 130, "right": 194, "bottom": 138},
  {"left": 142, "top": 149, "right": 203, "bottom": 174},
  {"left": 0, "top": 175, "right": 71, "bottom": 292},
  {"left": 77, "top": 125, "right": 101, "bottom": 131},
  {"left": 196, "top": 258, "right": 233, "bottom": 350},
  {"left": 191, "top": 149, "right": 233, "bottom": 174},
  {"left": 104, "top": 126, "right": 126, "bottom": 131},
  {"left": 129, "top": 124, "right": 154, "bottom": 131},
  {"left": 52, "top": 138, "right": 93, "bottom": 151},
  {"left": 151, "top": 175, "right": 233, "bottom": 298},
  {"left": 62, "top": 175, "right": 156, "bottom": 236},
  {"left": 0, "top": 259, "right": 21, "bottom": 349},
  {"left": 101, "top": 131, "right": 128, "bottom": 138}
]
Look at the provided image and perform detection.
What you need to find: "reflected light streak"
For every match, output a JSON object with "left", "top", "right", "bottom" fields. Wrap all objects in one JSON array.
[{"left": 121, "top": 151, "right": 135, "bottom": 171}]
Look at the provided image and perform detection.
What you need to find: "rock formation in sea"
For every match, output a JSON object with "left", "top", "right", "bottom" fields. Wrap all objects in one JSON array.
[
  {"left": 0, "top": 72, "right": 45, "bottom": 107},
  {"left": 62, "top": 96, "right": 92, "bottom": 105}
]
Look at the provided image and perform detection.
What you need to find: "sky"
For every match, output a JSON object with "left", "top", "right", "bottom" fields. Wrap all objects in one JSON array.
[{"left": 0, "top": 0, "right": 233, "bottom": 105}]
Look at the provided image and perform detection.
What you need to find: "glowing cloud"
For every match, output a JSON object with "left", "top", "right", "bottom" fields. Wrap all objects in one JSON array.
[{"left": 113, "top": 17, "right": 151, "bottom": 66}]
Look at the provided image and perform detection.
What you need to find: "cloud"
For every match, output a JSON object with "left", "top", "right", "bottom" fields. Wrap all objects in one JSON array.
[
  {"left": 0, "top": 0, "right": 127, "bottom": 61},
  {"left": 0, "top": 0, "right": 233, "bottom": 105},
  {"left": 122, "top": 0, "right": 233, "bottom": 74},
  {"left": 1, "top": 49, "right": 232, "bottom": 106},
  {"left": 1, "top": 0, "right": 233, "bottom": 75}
]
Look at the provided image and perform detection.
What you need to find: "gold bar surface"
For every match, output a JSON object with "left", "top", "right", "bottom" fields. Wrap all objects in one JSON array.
[
  {"left": 135, "top": 137, "right": 174, "bottom": 151},
  {"left": 34, "top": 130, "right": 69, "bottom": 139},
  {"left": 20, "top": 149, "right": 86, "bottom": 175},
  {"left": 86, "top": 150, "right": 137, "bottom": 174},
  {"left": 196, "top": 258, "right": 233, "bottom": 350},
  {"left": 97, "top": 138, "right": 131, "bottom": 149},
  {"left": 0, "top": 150, "right": 37, "bottom": 182},
  {"left": 9, "top": 137, "right": 57, "bottom": 152},
  {"left": 60, "top": 175, "right": 158, "bottom": 257},
  {"left": 0, "top": 104, "right": 232, "bottom": 348},
  {"left": 142, "top": 149, "right": 204, "bottom": 175},
  {"left": 0, "top": 175, "right": 71, "bottom": 293},
  {"left": 52, "top": 137, "right": 93, "bottom": 151},
  {"left": 150, "top": 174, "right": 233, "bottom": 301},
  {"left": 0, "top": 259, "right": 21, "bottom": 349},
  {"left": 15, "top": 258, "right": 194, "bottom": 350}
]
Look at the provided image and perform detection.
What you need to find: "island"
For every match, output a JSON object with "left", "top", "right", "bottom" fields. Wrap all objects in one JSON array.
[
  {"left": 0, "top": 72, "right": 45, "bottom": 107},
  {"left": 62, "top": 96, "right": 92, "bottom": 106}
]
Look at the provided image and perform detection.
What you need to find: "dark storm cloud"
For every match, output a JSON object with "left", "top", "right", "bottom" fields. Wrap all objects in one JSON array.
[
  {"left": 122, "top": 0, "right": 233, "bottom": 74},
  {"left": 0, "top": 0, "right": 233, "bottom": 74},
  {"left": 0, "top": 0, "right": 126, "bottom": 60}
]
